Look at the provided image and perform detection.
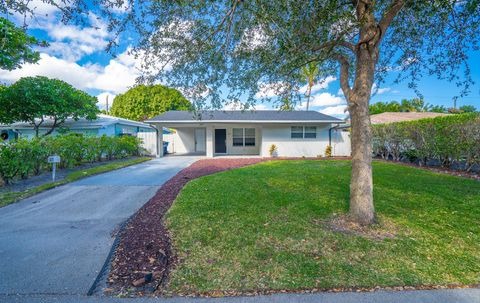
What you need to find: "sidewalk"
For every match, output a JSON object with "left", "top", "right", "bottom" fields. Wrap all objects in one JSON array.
[{"left": 1, "top": 288, "right": 479, "bottom": 303}]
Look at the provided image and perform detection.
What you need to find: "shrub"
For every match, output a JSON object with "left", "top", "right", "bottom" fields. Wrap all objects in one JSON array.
[
  {"left": 372, "top": 113, "right": 480, "bottom": 171},
  {"left": 0, "top": 143, "right": 22, "bottom": 185},
  {"left": 325, "top": 145, "right": 332, "bottom": 157},
  {"left": 0, "top": 134, "right": 142, "bottom": 185},
  {"left": 269, "top": 144, "right": 278, "bottom": 157}
]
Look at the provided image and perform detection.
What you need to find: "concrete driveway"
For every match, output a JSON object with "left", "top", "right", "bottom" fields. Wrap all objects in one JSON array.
[{"left": 0, "top": 156, "right": 199, "bottom": 296}]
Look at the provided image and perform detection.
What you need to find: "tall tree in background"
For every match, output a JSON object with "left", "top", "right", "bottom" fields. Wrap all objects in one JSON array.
[
  {"left": 459, "top": 105, "right": 477, "bottom": 113},
  {"left": 0, "top": 17, "right": 45, "bottom": 70},
  {"left": 4, "top": 1, "right": 479, "bottom": 225},
  {"left": 300, "top": 62, "right": 320, "bottom": 111},
  {"left": 0, "top": 76, "right": 98, "bottom": 136},
  {"left": 110, "top": 84, "right": 191, "bottom": 121}
]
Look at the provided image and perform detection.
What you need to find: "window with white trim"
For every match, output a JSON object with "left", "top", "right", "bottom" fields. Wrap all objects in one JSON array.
[
  {"left": 244, "top": 128, "right": 256, "bottom": 146},
  {"left": 291, "top": 126, "right": 303, "bottom": 138},
  {"left": 291, "top": 126, "right": 317, "bottom": 139},
  {"left": 304, "top": 126, "right": 317, "bottom": 138},
  {"left": 232, "top": 128, "right": 256, "bottom": 146},
  {"left": 233, "top": 128, "right": 244, "bottom": 146}
]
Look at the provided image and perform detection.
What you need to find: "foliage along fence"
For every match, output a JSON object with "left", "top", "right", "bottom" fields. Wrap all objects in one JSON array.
[
  {"left": 0, "top": 134, "right": 142, "bottom": 185},
  {"left": 372, "top": 113, "right": 480, "bottom": 172}
]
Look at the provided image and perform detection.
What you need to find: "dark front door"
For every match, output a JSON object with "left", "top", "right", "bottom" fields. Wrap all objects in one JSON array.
[{"left": 214, "top": 129, "right": 227, "bottom": 153}]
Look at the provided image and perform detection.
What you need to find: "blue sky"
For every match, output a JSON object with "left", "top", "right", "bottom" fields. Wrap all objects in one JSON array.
[{"left": 0, "top": 1, "right": 478, "bottom": 118}]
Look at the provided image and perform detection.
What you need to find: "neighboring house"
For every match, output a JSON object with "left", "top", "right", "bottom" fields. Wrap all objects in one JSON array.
[
  {"left": 0, "top": 114, "right": 156, "bottom": 141},
  {"left": 370, "top": 112, "right": 449, "bottom": 124},
  {"left": 146, "top": 110, "right": 350, "bottom": 157}
]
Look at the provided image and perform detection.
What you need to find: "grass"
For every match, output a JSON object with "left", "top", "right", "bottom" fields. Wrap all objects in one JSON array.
[
  {"left": 165, "top": 160, "right": 480, "bottom": 294},
  {"left": 0, "top": 157, "right": 152, "bottom": 208}
]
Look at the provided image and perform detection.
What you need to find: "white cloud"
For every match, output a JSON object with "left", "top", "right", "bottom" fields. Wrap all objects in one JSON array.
[
  {"left": 222, "top": 102, "right": 271, "bottom": 111},
  {"left": 0, "top": 50, "right": 143, "bottom": 94},
  {"left": 12, "top": 0, "right": 60, "bottom": 24},
  {"left": 338, "top": 84, "right": 392, "bottom": 97},
  {"left": 298, "top": 92, "right": 345, "bottom": 109},
  {"left": 320, "top": 105, "right": 349, "bottom": 117},
  {"left": 237, "top": 26, "right": 270, "bottom": 52},
  {"left": 255, "top": 82, "right": 289, "bottom": 98},
  {"left": 371, "top": 83, "right": 391, "bottom": 95},
  {"left": 41, "top": 15, "right": 111, "bottom": 61},
  {"left": 299, "top": 76, "right": 336, "bottom": 95},
  {"left": 96, "top": 92, "right": 116, "bottom": 110},
  {"left": 254, "top": 104, "right": 270, "bottom": 110}
]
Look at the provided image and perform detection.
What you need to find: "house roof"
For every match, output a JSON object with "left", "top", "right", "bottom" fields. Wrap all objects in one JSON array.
[
  {"left": 147, "top": 110, "right": 343, "bottom": 123},
  {"left": 0, "top": 114, "right": 154, "bottom": 130},
  {"left": 370, "top": 112, "right": 449, "bottom": 124}
]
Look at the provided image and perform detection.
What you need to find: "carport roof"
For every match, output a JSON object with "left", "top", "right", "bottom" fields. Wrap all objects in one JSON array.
[{"left": 146, "top": 110, "right": 343, "bottom": 123}]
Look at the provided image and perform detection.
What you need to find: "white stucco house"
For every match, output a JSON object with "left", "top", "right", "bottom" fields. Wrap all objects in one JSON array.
[{"left": 146, "top": 110, "right": 351, "bottom": 157}]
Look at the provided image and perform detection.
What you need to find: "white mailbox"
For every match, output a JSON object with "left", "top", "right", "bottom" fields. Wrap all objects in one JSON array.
[
  {"left": 47, "top": 155, "right": 61, "bottom": 181},
  {"left": 48, "top": 155, "right": 61, "bottom": 163}
]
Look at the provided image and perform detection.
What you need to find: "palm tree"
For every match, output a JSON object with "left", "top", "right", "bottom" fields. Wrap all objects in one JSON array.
[{"left": 301, "top": 62, "right": 320, "bottom": 111}]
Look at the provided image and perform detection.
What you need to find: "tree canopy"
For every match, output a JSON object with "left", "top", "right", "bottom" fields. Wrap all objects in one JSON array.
[
  {"left": 369, "top": 98, "right": 447, "bottom": 114},
  {"left": 370, "top": 99, "right": 477, "bottom": 114},
  {"left": 110, "top": 84, "right": 191, "bottom": 121},
  {"left": 0, "top": 76, "right": 99, "bottom": 136},
  {"left": 0, "top": 17, "right": 46, "bottom": 70},
  {"left": 459, "top": 105, "right": 478, "bottom": 113}
]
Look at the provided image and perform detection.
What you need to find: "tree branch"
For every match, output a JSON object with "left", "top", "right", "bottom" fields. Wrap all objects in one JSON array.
[
  {"left": 42, "top": 116, "right": 63, "bottom": 137},
  {"left": 377, "top": 0, "right": 405, "bottom": 43},
  {"left": 311, "top": 40, "right": 356, "bottom": 53},
  {"left": 333, "top": 53, "right": 353, "bottom": 102}
]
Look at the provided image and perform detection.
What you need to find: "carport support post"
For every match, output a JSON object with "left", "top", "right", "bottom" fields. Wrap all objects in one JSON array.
[
  {"left": 156, "top": 124, "right": 164, "bottom": 157},
  {"left": 206, "top": 126, "right": 214, "bottom": 157}
]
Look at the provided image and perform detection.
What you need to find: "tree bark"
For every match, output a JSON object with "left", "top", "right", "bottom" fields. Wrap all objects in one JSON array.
[
  {"left": 348, "top": 48, "right": 376, "bottom": 225},
  {"left": 349, "top": 95, "right": 374, "bottom": 225},
  {"left": 306, "top": 84, "right": 312, "bottom": 111}
]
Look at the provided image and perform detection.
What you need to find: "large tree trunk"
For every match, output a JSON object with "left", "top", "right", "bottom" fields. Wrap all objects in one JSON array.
[
  {"left": 349, "top": 95, "right": 374, "bottom": 225},
  {"left": 348, "top": 50, "right": 376, "bottom": 225}
]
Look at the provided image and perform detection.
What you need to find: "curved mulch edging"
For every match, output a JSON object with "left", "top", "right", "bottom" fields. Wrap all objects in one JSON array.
[{"left": 107, "top": 158, "right": 266, "bottom": 295}]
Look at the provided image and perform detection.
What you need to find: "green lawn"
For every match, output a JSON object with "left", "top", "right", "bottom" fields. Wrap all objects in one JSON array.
[
  {"left": 0, "top": 157, "right": 152, "bottom": 208},
  {"left": 165, "top": 160, "right": 480, "bottom": 294}
]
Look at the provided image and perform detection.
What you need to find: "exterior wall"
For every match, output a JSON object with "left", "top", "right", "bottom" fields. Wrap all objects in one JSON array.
[
  {"left": 163, "top": 125, "right": 261, "bottom": 155},
  {"left": 9, "top": 123, "right": 153, "bottom": 139},
  {"left": 260, "top": 124, "right": 331, "bottom": 157},
  {"left": 114, "top": 124, "right": 155, "bottom": 136},
  {"left": 164, "top": 127, "right": 197, "bottom": 154},
  {"left": 16, "top": 128, "right": 99, "bottom": 139},
  {"left": 158, "top": 123, "right": 350, "bottom": 158},
  {"left": 217, "top": 125, "right": 261, "bottom": 155},
  {"left": 331, "top": 128, "right": 351, "bottom": 156},
  {"left": 0, "top": 129, "right": 18, "bottom": 142}
]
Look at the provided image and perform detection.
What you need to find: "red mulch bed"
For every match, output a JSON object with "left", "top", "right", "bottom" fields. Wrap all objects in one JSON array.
[{"left": 107, "top": 158, "right": 266, "bottom": 295}]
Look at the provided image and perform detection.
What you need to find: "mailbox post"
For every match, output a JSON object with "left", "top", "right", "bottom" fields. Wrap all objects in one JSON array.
[{"left": 47, "top": 155, "right": 61, "bottom": 182}]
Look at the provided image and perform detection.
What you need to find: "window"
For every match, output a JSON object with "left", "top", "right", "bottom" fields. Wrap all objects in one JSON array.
[
  {"left": 232, "top": 128, "right": 244, "bottom": 146},
  {"left": 291, "top": 126, "right": 317, "bottom": 139},
  {"left": 232, "top": 128, "right": 256, "bottom": 146},
  {"left": 291, "top": 126, "right": 303, "bottom": 138},
  {"left": 304, "top": 126, "right": 317, "bottom": 138},
  {"left": 244, "top": 128, "right": 256, "bottom": 146}
]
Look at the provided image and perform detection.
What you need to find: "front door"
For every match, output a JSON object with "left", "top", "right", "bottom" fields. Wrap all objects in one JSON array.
[
  {"left": 214, "top": 129, "right": 227, "bottom": 154},
  {"left": 194, "top": 128, "right": 206, "bottom": 152}
]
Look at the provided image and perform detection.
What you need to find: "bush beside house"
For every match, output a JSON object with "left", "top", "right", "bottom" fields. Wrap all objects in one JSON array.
[
  {"left": 0, "top": 134, "right": 142, "bottom": 185},
  {"left": 372, "top": 113, "right": 480, "bottom": 171}
]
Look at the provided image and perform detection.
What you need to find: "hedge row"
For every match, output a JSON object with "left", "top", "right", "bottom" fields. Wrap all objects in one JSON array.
[
  {"left": 372, "top": 113, "right": 480, "bottom": 171},
  {"left": 0, "top": 134, "right": 142, "bottom": 185}
]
